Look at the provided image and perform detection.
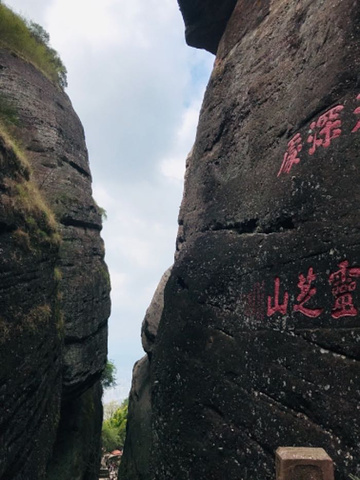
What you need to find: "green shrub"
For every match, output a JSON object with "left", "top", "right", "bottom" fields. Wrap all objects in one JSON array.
[
  {"left": 101, "top": 398, "right": 128, "bottom": 451},
  {"left": 101, "top": 422, "right": 121, "bottom": 452},
  {"left": 0, "top": 4, "right": 67, "bottom": 88},
  {"left": 111, "top": 399, "right": 128, "bottom": 446},
  {"left": 101, "top": 360, "right": 117, "bottom": 390}
]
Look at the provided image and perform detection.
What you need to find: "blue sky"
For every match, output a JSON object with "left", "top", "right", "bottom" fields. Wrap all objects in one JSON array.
[{"left": 4, "top": 0, "right": 213, "bottom": 402}]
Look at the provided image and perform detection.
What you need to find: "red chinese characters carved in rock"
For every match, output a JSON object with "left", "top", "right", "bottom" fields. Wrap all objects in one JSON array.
[
  {"left": 293, "top": 267, "right": 323, "bottom": 318},
  {"left": 277, "top": 133, "right": 303, "bottom": 176},
  {"left": 352, "top": 94, "right": 360, "bottom": 133},
  {"left": 329, "top": 260, "right": 360, "bottom": 318},
  {"left": 267, "top": 277, "right": 289, "bottom": 316},
  {"left": 307, "top": 105, "right": 344, "bottom": 155}
]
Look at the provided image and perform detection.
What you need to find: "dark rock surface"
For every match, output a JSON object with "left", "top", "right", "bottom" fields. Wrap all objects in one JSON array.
[
  {"left": 122, "top": 0, "right": 360, "bottom": 479},
  {"left": 120, "top": 268, "right": 171, "bottom": 480},
  {"left": 47, "top": 382, "right": 104, "bottom": 480},
  {"left": 177, "top": 0, "right": 237, "bottom": 54},
  {"left": 141, "top": 267, "right": 172, "bottom": 355},
  {"left": 0, "top": 134, "right": 62, "bottom": 480},
  {"left": 119, "top": 356, "right": 152, "bottom": 480},
  {"left": 0, "top": 49, "right": 110, "bottom": 479}
]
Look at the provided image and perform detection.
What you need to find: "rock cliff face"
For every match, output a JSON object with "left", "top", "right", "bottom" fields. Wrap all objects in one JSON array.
[
  {"left": 178, "top": 0, "right": 237, "bottom": 54},
  {"left": 0, "top": 49, "right": 110, "bottom": 479},
  {"left": 120, "top": 1, "right": 360, "bottom": 479}
]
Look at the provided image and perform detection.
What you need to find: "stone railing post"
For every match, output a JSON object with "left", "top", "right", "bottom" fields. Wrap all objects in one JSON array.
[{"left": 276, "top": 447, "right": 334, "bottom": 480}]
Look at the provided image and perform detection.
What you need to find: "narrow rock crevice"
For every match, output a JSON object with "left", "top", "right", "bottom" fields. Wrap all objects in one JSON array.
[
  {"left": 256, "top": 389, "right": 344, "bottom": 447},
  {"left": 203, "top": 403, "right": 225, "bottom": 419},
  {"left": 207, "top": 215, "right": 297, "bottom": 235},
  {"left": 59, "top": 155, "right": 91, "bottom": 178},
  {"left": 209, "top": 217, "right": 259, "bottom": 234},
  {"left": 64, "top": 320, "right": 108, "bottom": 346},
  {"left": 213, "top": 327, "right": 235, "bottom": 339},
  {"left": 292, "top": 330, "right": 360, "bottom": 362},
  {"left": 0, "top": 222, "right": 16, "bottom": 234},
  {"left": 60, "top": 217, "right": 102, "bottom": 231}
]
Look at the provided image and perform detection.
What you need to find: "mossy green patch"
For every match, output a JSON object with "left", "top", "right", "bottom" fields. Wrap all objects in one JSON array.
[
  {"left": 0, "top": 92, "right": 19, "bottom": 127},
  {"left": 99, "top": 264, "right": 111, "bottom": 290},
  {"left": 22, "top": 304, "right": 52, "bottom": 332},
  {"left": 0, "top": 129, "right": 61, "bottom": 250},
  {"left": 0, "top": 123, "right": 31, "bottom": 179}
]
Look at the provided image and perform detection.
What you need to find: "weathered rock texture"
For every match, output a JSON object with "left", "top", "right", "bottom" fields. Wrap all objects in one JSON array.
[
  {"left": 177, "top": 0, "right": 237, "bottom": 54},
  {"left": 121, "top": 1, "right": 360, "bottom": 479},
  {"left": 120, "top": 268, "right": 172, "bottom": 480},
  {"left": 141, "top": 267, "right": 172, "bottom": 356},
  {"left": 0, "top": 49, "right": 110, "bottom": 479}
]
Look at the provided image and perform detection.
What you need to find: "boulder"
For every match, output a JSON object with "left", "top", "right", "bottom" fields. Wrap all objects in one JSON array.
[
  {"left": 120, "top": 268, "right": 172, "bottom": 480},
  {"left": 119, "top": 356, "right": 152, "bottom": 480},
  {"left": 122, "top": 0, "right": 360, "bottom": 479},
  {"left": 141, "top": 267, "right": 172, "bottom": 355},
  {"left": 0, "top": 46, "right": 110, "bottom": 479}
]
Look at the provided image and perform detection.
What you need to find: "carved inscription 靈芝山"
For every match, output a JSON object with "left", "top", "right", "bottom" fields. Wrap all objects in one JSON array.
[
  {"left": 292, "top": 267, "right": 324, "bottom": 318},
  {"left": 329, "top": 260, "right": 360, "bottom": 318},
  {"left": 243, "top": 260, "right": 360, "bottom": 320}
]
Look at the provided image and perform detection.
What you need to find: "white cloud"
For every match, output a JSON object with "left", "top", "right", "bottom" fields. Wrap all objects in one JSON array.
[
  {"left": 159, "top": 100, "right": 202, "bottom": 182},
  {"left": 3, "top": 0, "right": 49, "bottom": 23},
  {"left": 46, "top": 0, "right": 122, "bottom": 48}
]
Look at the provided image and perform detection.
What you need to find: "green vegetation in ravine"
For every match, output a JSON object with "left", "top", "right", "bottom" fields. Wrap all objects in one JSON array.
[
  {"left": 0, "top": 3, "right": 67, "bottom": 88},
  {"left": 102, "top": 399, "right": 128, "bottom": 452}
]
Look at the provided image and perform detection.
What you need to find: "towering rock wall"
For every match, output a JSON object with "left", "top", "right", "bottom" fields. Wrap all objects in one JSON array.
[
  {"left": 121, "top": 0, "right": 360, "bottom": 479},
  {"left": 0, "top": 48, "right": 110, "bottom": 479}
]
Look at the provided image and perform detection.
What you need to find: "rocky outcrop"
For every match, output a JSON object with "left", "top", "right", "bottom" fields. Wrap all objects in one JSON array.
[
  {"left": 119, "top": 268, "right": 171, "bottom": 480},
  {"left": 177, "top": 0, "right": 237, "bottom": 54},
  {"left": 0, "top": 133, "right": 61, "bottom": 480},
  {"left": 121, "top": 1, "right": 360, "bottom": 479},
  {"left": 141, "top": 267, "right": 172, "bottom": 356},
  {"left": 119, "top": 356, "right": 152, "bottom": 480},
  {"left": 0, "top": 48, "right": 110, "bottom": 479}
]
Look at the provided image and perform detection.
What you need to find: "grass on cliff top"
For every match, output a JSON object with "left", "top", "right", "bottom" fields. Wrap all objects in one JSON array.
[{"left": 0, "top": 4, "right": 67, "bottom": 89}]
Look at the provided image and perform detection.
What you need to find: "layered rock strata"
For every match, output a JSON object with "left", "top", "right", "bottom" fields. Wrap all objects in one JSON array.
[
  {"left": 121, "top": 0, "right": 360, "bottom": 479},
  {"left": 0, "top": 49, "right": 110, "bottom": 479}
]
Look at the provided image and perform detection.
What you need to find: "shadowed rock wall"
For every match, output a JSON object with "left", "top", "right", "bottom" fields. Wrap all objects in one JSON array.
[
  {"left": 120, "top": 268, "right": 171, "bottom": 479},
  {"left": 0, "top": 49, "right": 110, "bottom": 480},
  {"left": 0, "top": 134, "right": 61, "bottom": 480},
  {"left": 120, "top": 0, "right": 360, "bottom": 479},
  {"left": 177, "top": 0, "right": 237, "bottom": 54}
]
